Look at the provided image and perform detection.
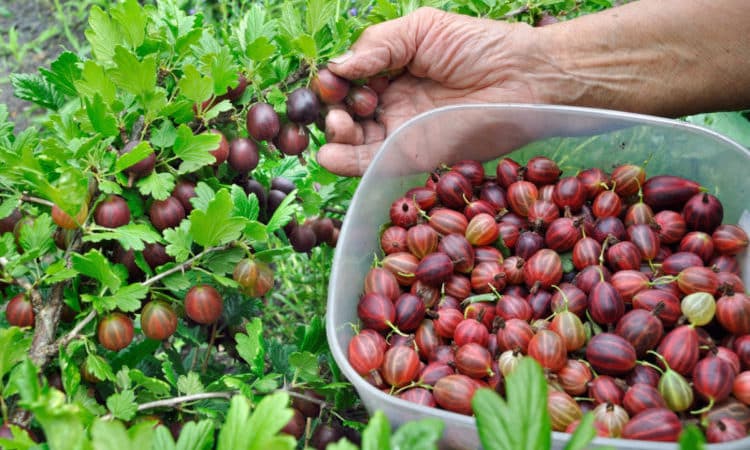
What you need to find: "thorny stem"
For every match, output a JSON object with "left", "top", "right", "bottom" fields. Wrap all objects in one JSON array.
[
  {"left": 100, "top": 392, "right": 237, "bottom": 420},
  {"left": 20, "top": 194, "right": 54, "bottom": 208},
  {"left": 142, "top": 244, "right": 233, "bottom": 287},
  {"left": 202, "top": 322, "right": 218, "bottom": 374}
]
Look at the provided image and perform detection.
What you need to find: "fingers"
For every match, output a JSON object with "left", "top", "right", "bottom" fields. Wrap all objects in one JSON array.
[
  {"left": 324, "top": 109, "right": 364, "bottom": 145},
  {"left": 328, "top": 7, "right": 442, "bottom": 80},
  {"left": 317, "top": 141, "right": 383, "bottom": 177}
]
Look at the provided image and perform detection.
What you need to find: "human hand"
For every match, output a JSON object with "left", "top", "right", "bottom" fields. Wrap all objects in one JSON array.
[{"left": 316, "top": 7, "right": 545, "bottom": 177}]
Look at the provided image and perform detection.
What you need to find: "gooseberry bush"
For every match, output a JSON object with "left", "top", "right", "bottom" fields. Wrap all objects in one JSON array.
[{"left": 0, "top": 0, "right": 719, "bottom": 449}]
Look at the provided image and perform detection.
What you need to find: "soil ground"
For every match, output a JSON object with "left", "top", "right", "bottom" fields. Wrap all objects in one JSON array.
[{"left": 0, "top": 0, "right": 88, "bottom": 131}]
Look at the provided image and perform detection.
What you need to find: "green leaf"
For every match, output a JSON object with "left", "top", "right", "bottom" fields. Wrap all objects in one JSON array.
[
  {"left": 326, "top": 440, "right": 359, "bottom": 450},
  {"left": 173, "top": 125, "right": 221, "bottom": 173},
  {"left": 99, "top": 283, "right": 149, "bottom": 313},
  {"left": 137, "top": 171, "right": 176, "bottom": 201},
  {"left": 91, "top": 419, "right": 156, "bottom": 450},
  {"left": 246, "top": 392, "right": 295, "bottom": 450},
  {"left": 678, "top": 424, "right": 706, "bottom": 450},
  {"left": 685, "top": 111, "right": 750, "bottom": 147},
  {"left": 361, "top": 411, "right": 391, "bottom": 450},
  {"left": 473, "top": 357, "right": 551, "bottom": 450},
  {"left": 58, "top": 345, "right": 81, "bottom": 399},
  {"left": 370, "top": 0, "right": 400, "bottom": 21},
  {"left": 288, "top": 351, "right": 320, "bottom": 382},
  {"left": 0, "top": 194, "right": 20, "bottom": 220},
  {"left": 72, "top": 249, "right": 123, "bottom": 292},
  {"left": 0, "top": 422, "right": 38, "bottom": 449},
  {"left": 246, "top": 37, "right": 276, "bottom": 62},
  {"left": 205, "top": 48, "right": 239, "bottom": 97},
  {"left": 106, "top": 389, "right": 138, "bottom": 421},
  {"left": 235, "top": 318, "right": 265, "bottom": 377},
  {"left": 506, "top": 357, "right": 550, "bottom": 450},
  {"left": 305, "top": 0, "right": 335, "bottom": 35},
  {"left": 191, "top": 182, "right": 215, "bottom": 212},
  {"left": 164, "top": 221, "right": 193, "bottom": 262},
  {"left": 84, "top": 223, "right": 161, "bottom": 251},
  {"left": 153, "top": 426, "right": 177, "bottom": 450},
  {"left": 265, "top": 189, "right": 297, "bottom": 233},
  {"left": 473, "top": 389, "right": 513, "bottom": 450},
  {"left": 17, "top": 213, "right": 55, "bottom": 256},
  {"left": 201, "top": 247, "right": 244, "bottom": 274},
  {"left": 7, "top": 359, "right": 41, "bottom": 404},
  {"left": 189, "top": 189, "right": 247, "bottom": 247},
  {"left": 85, "top": 94, "right": 119, "bottom": 137},
  {"left": 152, "top": 120, "right": 178, "bottom": 148},
  {"left": 177, "top": 372, "right": 205, "bottom": 396},
  {"left": 86, "top": 5, "right": 121, "bottom": 62},
  {"left": 128, "top": 369, "right": 171, "bottom": 396},
  {"left": 0, "top": 327, "right": 31, "bottom": 381},
  {"left": 116, "top": 141, "right": 154, "bottom": 173},
  {"left": 10, "top": 72, "right": 66, "bottom": 110},
  {"left": 86, "top": 354, "right": 116, "bottom": 382},
  {"left": 75, "top": 60, "right": 116, "bottom": 104},
  {"left": 175, "top": 420, "right": 215, "bottom": 450},
  {"left": 39, "top": 51, "right": 81, "bottom": 97},
  {"left": 217, "top": 396, "right": 251, "bottom": 450},
  {"left": 391, "top": 418, "right": 444, "bottom": 450},
  {"left": 231, "top": 185, "right": 260, "bottom": 221},
  {"left": 293, "top": 34, "right": 317, "bottom": 59},
  {"left": 297, "top": 315, "right": 326, "bottom": 353},
  {"left": 110, "top": 47, "right": 157, "bottom": 98},
  {"left": 563, "top": 412, "right": 596, "bottom": 450},
  {"left": 111, "top": 0, "right": 146, "bottom": 49},
  {"left": 178, "top": 64, "right": 214, "bottom": 103},
  {"left": 203, "top": 100, "right": 234, "bottom": 121}
]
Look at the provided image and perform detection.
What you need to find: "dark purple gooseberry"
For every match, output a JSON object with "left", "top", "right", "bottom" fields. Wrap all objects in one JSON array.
[
  {"left": 275, "top": 122, "right": 309, "bottom": 155},
  {"left": 267, "top": 189, "right": 288, "bottom": 215},
  {"left": 242, "top": 179, "right": 267, "bottom": 211},
  {"left": 149, "top": 196, "right": 186, "bottom": 231},
  {"left": 143, "top": 242, "right": 172, "bottom": 269},
  {"left": 246, "top": 103, "right": 280, "bottom": 141},
  {"left": 515, "top": 231, "right": 544, "bottom": 261},
  {"left": 288, "top": 223, "right": 317, "bottom": 253},
  {"left": 228, "top": 138, "right": 260, "bottom": 173},
  {"left": 271, "top": 177, "right": 296, "bottom": 195},
  {"left": 172, "top": 180, "right": 197, "bottom": 213},
  {"left": 122, "top": 140, "right": 155, "bottom": 179},
  {"left": 94, "top": 195, "right": 131, "bottom": 228},
  {"left": 286, "top": 87, "right": 320, "bottom": 125}
]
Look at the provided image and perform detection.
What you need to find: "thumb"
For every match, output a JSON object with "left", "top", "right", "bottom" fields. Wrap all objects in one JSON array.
[{"left": 327, "top": 8, "right": 440, "bottom": 80}]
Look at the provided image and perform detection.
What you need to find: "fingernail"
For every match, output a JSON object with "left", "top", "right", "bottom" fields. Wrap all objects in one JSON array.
[{"left": 329, "top": 50, "right": 353, "bottom": 64}]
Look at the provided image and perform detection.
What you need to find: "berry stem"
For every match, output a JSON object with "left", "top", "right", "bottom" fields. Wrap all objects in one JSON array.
[{"left": 201, "top": 323, "right": 218, "bottom": 375}]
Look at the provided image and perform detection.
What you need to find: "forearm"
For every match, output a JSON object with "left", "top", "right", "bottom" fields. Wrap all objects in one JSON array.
[{"left": 529, "top": 0, "right": 750, "bottom": 117}]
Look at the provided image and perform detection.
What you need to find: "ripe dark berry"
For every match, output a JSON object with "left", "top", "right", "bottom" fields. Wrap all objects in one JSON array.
[
  {"left": 208, "top": 130, "right": 229, "bottom": 165},
  {"left": 228, "top": 138, "right": 259, "bottom": 173},
  {"left": 246, "top": 103, "right": 280, "bottom": 141},
  {"left": 286, "top": 87, "right": 320, "bottom": 125},
  {"left": 275, "top": 122, "right": 309, "bottom": 155},
  {"left": 94, "top": 195, "right": 131, "bottom": 228}
]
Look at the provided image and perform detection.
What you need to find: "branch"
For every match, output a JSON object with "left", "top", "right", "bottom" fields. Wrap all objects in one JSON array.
[
  {"left": 142, "top": 244, "right": 233, "bottom": 287},
  {"left": 54, "top": 310, "right": 97, "bottom": 349},
  {"left": 101, "top": 391, "right": 237, "bottom": 420},
  {"left": 20, "top": 194, "right": 54, "bottom": 208}
]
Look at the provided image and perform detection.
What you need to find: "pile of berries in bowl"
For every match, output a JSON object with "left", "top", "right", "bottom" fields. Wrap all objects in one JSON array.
[{"left": 349, "top": 152, "right": 750, "bottom": 443}]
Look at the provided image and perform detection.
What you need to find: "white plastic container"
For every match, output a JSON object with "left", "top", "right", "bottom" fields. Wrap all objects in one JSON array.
[{"left": 326, "top": 104, "right": 750, "bottom": 450}]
